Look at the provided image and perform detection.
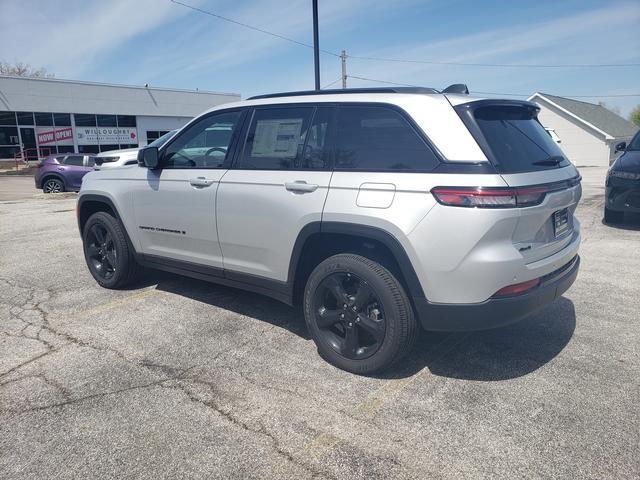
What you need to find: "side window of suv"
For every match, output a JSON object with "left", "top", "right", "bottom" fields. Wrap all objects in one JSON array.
[
  {"left": 335, "top": 105, "right": 439, "bottom": 171},
  {"left": 162, "top": 110, "right": 243, "bottom": 169},
  {"left": 62, "top": 155, "right": 85, "bottom": 166},
  {"left": 238, "top": 106, "right": 330, "bottom": 170}
]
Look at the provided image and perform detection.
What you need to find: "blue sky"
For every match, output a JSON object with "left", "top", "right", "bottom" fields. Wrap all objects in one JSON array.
[{"left": 1, "top": 0, "right": 639, "bottom": 116}]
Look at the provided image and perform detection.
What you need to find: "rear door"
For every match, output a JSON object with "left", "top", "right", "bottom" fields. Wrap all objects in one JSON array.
[
  {"left": 456, "top": 101, "right": 582, "bottom": 262},
  {"left": 217, "top": 105, "right": 334, "bottom": 282}
]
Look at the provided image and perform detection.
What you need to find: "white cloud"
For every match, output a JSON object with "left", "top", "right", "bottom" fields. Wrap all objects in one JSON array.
[{"left": 0, "top": 0, "right": 190, "bottom": 77}]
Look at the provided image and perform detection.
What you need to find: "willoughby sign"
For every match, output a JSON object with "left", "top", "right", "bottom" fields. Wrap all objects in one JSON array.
[
  {"left": 36, "top": 127, "right": 74, "bottom": 145},
  {"left": 76, "top": 127, "right": 138, "bottom": 145}
]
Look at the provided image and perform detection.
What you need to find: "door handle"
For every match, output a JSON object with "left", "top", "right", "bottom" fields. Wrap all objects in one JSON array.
[
  {"left": 189, "top": 177, "right": 215, "bottom": 188},
  {"left": 285, "top": 181, "right": 318, "bottom": 193}
]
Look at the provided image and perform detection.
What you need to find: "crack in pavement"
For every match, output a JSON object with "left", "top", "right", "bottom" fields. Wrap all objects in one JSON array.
[
  {"left": 0, "top": 278, "right": 339, "bottom": 478},
  {"left": 0, "top": 277, "right": 138, "bottom": 379},
  {"left": 163, "top": 377, "right": 336, "bottom": 480}
]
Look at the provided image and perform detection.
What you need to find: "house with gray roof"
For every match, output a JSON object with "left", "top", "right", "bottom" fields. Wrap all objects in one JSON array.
[{"left": 528, "top": 92, "right": 638, "bottom": 167}]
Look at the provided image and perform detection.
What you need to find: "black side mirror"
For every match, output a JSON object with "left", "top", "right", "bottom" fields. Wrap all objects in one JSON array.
[
  {"left": 138, "top": 147, "right": 160, "bottom": 169},
  {"left": 615, "top": 141, "right": 626, "bottom": 153}
]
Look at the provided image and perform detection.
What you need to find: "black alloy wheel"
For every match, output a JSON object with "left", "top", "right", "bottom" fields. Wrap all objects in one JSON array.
[
  {"left": 82, "top": 211, "right": 142, "bottom": 288},
  {"left": 85, "top": 223, "right": 117, "bottom": 280},
  {"left": 304, "top": 253, "right": 418, "bottom": 374},
  {"left": 313, "top": 272, "right": 386, "bottom": 360}
]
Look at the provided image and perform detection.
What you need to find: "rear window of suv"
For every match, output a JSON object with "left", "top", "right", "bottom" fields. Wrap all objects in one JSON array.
[{"left": 469, "top": 105, "right": 570, "bottom": 173}]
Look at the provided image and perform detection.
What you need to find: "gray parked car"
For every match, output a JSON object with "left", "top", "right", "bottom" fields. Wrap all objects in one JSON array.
[{"left": 77, "top": 86, "right": 582, "bottom": 374}]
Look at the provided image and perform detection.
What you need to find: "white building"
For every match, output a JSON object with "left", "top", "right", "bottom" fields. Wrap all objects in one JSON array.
[
  {"left": 528, "top": 92, "right": 637, "bottom": 167},
  {"left": 0, "top": 75, "right": 240, "bottom": 160}
]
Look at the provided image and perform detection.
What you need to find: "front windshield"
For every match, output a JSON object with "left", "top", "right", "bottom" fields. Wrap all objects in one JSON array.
[
  {"left": 148, "top": 130, "right": 178, "bottom": 148},
  {"left": 627, "top": 131, "right": 640, "bottom": 151}
]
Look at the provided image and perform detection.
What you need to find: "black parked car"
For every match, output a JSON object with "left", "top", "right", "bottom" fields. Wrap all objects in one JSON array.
[{"left": 605, "top": 130, "right": 640, "bottom": 223}]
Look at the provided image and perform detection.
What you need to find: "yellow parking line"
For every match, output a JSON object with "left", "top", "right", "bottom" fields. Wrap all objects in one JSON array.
[
  {"left": 301, "top": 333, "right": 470, "bottom": 458},
  {"left": 71, "top": 288, "right": 160, "bottom": 320}
]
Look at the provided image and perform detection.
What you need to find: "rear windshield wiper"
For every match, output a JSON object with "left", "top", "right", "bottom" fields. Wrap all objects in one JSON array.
[{"left": 532, "top": 155, "right": 565, "bottom": 166}]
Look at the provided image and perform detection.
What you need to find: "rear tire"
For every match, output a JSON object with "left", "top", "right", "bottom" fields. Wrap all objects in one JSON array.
[
  {"left": 82, "top": 211, "right": 142, "bottom": 288},
  {"left": 303, "top": 254, "right": 418, "bottom": 375},
  {"left": 604, "top": 207, "right": 624, "bottom": 224},
  {"left": 42, "top": 178, "right": 64, "bottom": 193}
]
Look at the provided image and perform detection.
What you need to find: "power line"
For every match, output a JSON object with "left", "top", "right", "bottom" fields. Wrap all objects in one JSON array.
[
  {"left": 170, "top": 1, "right": 640, "bottom": 69},
  {"left": 472, "top": 91, "right": 640, "bottom": 98},
  {"left": 169, "top": 0, "right": 339, "bottom": 57},
  {"left": 322, "top": 77, "right": 342, "bottom": 89},
  {"left": 347, "top": 75, "right": 420, "bottom": 87},
  {"left": 348, "top": 55, "right": 640, "bottom": 69},
  {"left": 347, "top": 74, "right": 640, "bottom": 98}
]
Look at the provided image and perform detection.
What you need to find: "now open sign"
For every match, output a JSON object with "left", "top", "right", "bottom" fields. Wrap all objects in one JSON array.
[{"left": 37, "top": 127, "right": 73, "bottom": 145}]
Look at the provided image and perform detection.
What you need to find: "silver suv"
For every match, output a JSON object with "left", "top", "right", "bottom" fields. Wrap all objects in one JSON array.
[{"left": 77, "top": 86, "right": 581, "bottom": 374}]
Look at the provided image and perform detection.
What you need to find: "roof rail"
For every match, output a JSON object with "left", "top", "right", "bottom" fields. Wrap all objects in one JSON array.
[{"left": 247, "top": 86, "right": 440, "bottom": 100}]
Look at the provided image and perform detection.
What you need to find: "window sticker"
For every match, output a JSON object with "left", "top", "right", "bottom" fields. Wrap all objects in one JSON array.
[{"left": 251, "top": 118, "right": 303, "bottom": 158}]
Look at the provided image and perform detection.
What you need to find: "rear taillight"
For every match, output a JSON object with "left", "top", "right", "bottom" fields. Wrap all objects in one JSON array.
[
  {"left": 431, "top": 177, "right": 580, "bottom": 209},
  {"left": 492, "top": 278, "right": 540, "bottom": 297}
]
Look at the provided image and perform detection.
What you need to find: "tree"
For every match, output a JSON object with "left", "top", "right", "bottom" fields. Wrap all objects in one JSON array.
[
  {"left": 0, "top": 61, "right": 54, "bottom": 78},
  {"left": 629, "top": 105, "right": 640, "bottom": 127}
]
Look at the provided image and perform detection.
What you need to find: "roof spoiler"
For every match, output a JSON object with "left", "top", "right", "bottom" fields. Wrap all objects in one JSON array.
[{"left": 442, "top": 84, "right": 469, "bottom": 94}]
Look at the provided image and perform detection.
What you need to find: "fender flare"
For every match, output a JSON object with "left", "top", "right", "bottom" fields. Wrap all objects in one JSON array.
[
  {"left": 40, "top": 173, "right": 67, "bottom": 189},
  {"left": 287, "top": 221, "right": 426, "bottom": 300}
]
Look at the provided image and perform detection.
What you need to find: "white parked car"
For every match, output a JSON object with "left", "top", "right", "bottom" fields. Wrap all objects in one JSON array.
[
  {"left": 95, "top": 130, "right": 178, "bottom": 170},
  {"left": 78, "top": 86, "right": 582, "bottom": 374}
]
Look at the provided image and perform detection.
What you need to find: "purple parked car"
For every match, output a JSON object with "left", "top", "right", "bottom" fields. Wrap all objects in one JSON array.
[{"left": 34, "top": 154, "right": 96, "bottom": 193}]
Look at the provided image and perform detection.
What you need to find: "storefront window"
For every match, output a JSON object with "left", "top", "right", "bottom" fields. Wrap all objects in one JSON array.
[
  {"left": 99, "top": 144, "right": 119, "bottom": 152},
  {"left": 16, "top": 112, "right": 34, "bottom": 125},
  {"left": 0, "top": 126, "right": 19, "bottom": 145},
  {"left": 0, "top": 112, "right": 17, "bottom": 125},
  {"left": 117, "top": 115, "right": 136, "bottom": 127},
  {"left": 53, "top": 113, "right": 71, "bottom": 126},
  {"left": 97, "top": 115, "right": 117, "bottom": 127},
  {"left": 78, "top": 145, "right": 99, "bottom": 153},
  {"left": 74, "top": 114, "right": 97, "bottom": 127},
  {"left": 34, "top": 112, "right": 54, "bottom": 126},
  {"left": 0, "top": 146, "right": 20, "bottom": 158},
  {"left": 146, "top": 130, "right": 170, "bottom": 143}
]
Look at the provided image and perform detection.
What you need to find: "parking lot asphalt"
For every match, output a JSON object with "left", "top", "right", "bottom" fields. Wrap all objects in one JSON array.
[{"left": 1, "top": 167, "right": 638, "bottom": 479}]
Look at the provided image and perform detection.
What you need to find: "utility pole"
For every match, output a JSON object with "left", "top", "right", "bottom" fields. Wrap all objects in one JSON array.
[
  {"left": 312, "top": 0, "right": 320, "bottom": 90},
  {"left": 341, "top": 50, "right": 347, "bottom": 89}
]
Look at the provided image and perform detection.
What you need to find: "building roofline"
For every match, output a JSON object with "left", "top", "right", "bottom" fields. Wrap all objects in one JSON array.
[
  {"left": 527, "top": 92, "right": 612, "bottom": 139},
  {"left": 0, "top": 74, "right": 240, "bottom": 98}
]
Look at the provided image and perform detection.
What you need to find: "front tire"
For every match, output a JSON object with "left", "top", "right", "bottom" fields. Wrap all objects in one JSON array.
[
  {"left": 604, "top": 207, "right": 624, "bottom": 224},
  {"left": 82, "top": 211, "right": 142, "bottom": 288},
  {"left": 303, "top": 254, "right": 418, "bottom": 374}
]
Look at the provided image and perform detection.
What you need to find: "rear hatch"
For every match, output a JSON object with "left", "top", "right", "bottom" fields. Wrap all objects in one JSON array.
[{"left": 455, "top": 99, "right": 582, "bottom": 263}]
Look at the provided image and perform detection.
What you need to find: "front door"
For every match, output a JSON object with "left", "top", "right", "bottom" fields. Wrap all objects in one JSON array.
[
  {"left": 19, "top": 127, "right": 37, "bottom": 161},
  {"left": 217, "top": 105, "right": 334, "bottom": 282},
  {"left": 132, "top": 109, "right": 245, "bottom": 268}
]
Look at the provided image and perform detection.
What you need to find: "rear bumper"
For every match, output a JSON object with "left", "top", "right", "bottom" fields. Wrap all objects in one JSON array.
[
  {"left": 605, "top": 179, "right": 640, "bottom": 213},
  {"left": 414, "top": 255, "right": 579, "bottom": 331}
]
